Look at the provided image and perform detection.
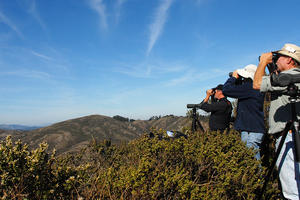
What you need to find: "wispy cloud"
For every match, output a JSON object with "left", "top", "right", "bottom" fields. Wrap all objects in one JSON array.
[
  {"left": 27, "top": 0, "right": 47, "bottom": 31},
  {"left": 115, "top": 0, "right": 127, "bottom": 24},
  {"left": 31, "top": 50, "right": 53, "bottom": 61},
  {"left": 165, "top": 68, "right": 227, "bottom": 87},
  {"left": 88, "top": 0, "right": 107, "bottom": 30},
  {"left": 0, "top": 10, "right": 24, "bottom": 39},
  {"left": 114, "top": 60, "right": 187, "bottom": 78},
  {"left": 114, "top": 62, "right": 152, "bottom": 78},
  {"left": 147, "top": 0, "right": 173, "bottom": 56},
  {"left": 0, "top": 70, "right": 51, "bottom": 80},
  {"left": 165, "top": 70, "right": 195, "bottom": 86},
  {"left": 0, "top": 46, "right": 72, "bottom": 78}
]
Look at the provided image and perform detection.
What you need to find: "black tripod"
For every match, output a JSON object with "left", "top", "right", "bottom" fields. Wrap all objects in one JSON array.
[
  {"left": 259, "top": 84, "right": 300, "bottom": 199},
  {"left": 191, "top": 107, "right": 205, "bottom": 133}
]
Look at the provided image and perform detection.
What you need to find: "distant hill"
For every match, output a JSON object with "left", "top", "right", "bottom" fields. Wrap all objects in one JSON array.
[
  {"left": 0, "top": 124, "right": 41, "bottom": 131},
  {"left": 0, "top": 114, "right": 208, "bottom": 154}
]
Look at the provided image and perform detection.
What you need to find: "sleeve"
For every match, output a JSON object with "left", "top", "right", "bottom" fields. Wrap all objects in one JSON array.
[
  {"left": 222, "top": 77, "right": 253, "bottom": 99},
  {"left": 260, "top": 76, "right": 272, "bottom": 92},
  {"left": 260, "top": 75, "right": 287, "bottom": 93},
  {"left": 199, "top": 100, "right": 228, "bottom": 113}
]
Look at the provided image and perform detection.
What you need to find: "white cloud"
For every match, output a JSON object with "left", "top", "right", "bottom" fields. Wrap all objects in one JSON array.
[
  {"left": 27, "top": 0, "right": 47, "bottom": 31},
  {"left": 114, "top": 60, "right": 187, "bottom": 78},
  {"left": 31, "top": 51, "right": 53, "bottom": 60},
  {"left": 114, "top": 62, "right": 152, "bottom": 78},
  {"left": 147, "top": 0, "right": 174, "bottom": 56},
  {"left": 165, "top": 70, "right": 195, "bottom": 86},
  {"left": 0, "top": 10, "right": 24, "bottom": 39},
  {"left": 0, "top": 69, "right": 51, "bottom": 80},
  {"left": 88, "top": 0, "right": 108, "bottom": 30},
  {"left": 165, "top": 68, "right": 227, "bottom": 87},
  {"left": 31, "top": 50, "right": 53, "bottom": 61},
  {"left": 0, "top": 46, "right": 72, "bottom": 80},
  {"left": 115, "top": 0, "right": 127, "bottom": 23}
]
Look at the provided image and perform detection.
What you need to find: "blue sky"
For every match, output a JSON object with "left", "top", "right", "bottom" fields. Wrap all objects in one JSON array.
[{"left": 0, "top": 0, "right": 300, "bottom": 125}]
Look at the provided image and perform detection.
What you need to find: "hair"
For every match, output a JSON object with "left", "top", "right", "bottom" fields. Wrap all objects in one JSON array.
[
  {"left": 283, "top": 55, "right": 299, "bottom": 68},
  {"left": 292, "top": 58, "right": 300, "bottom": 67}
]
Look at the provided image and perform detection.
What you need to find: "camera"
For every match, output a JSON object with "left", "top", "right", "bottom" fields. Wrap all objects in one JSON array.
[
  {"left": 211, "top": 88, "right": 216, "bottom": 95},
  {"left": 228, "top": 71, "right": 244, "bottom": 85},
  {"left": 259, "top": 53, "right": 280, "bottom": 74}
]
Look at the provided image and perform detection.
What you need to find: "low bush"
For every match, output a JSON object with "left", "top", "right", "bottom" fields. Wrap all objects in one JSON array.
[
  {"left": 0, "top": 129, "right": 281, "bottom": 199},
  {"left": 76, "top": 129, "right": 280, "bottom": 199},
  {"left": 0, "top": 136, "right": 86, "bottom": 200}
]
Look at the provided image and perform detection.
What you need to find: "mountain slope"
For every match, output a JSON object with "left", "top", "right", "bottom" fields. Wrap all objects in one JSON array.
[
  {"left": 2, "top": 114, "right": 202, "bottom": 154},
  {"left": 15, "top": 115, "right": 140, "bottom": 154}
]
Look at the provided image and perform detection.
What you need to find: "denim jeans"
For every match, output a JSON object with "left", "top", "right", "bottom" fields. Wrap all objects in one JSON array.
[
  {"left": 241, "top": 131, "right": 264, "bottom": 160},
  {"left": 276, "top": 132, "right": 300, "bottom": 200}
]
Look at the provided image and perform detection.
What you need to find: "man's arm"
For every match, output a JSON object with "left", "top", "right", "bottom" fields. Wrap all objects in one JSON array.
[
  {"left": 199, "top": 89, "right": 215, "bottom": 112},
  {"left": 222, "top": 75, "right": 252, "bottom": 99},
  {"left": 253, "top": 52, "right": 272, "bottom": 90},
  {"left": 203, "top": 89, "right": 213, "bottom": 103}
]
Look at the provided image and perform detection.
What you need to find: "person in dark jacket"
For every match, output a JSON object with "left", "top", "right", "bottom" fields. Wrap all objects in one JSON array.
[
  {"left": 199, "top": 84, "right": 232, "bottom": 132},
  {"left": 222, "top": 64, "right": 265, "bottom": 160}
]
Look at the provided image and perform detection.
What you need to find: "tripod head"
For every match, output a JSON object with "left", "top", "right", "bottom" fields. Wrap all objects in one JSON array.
[
  {"left": 186, "top": 104, "right": 201, "bottom": 109},
  {"left": 186, "top": 103, "right": 204, "bottom": 132}
]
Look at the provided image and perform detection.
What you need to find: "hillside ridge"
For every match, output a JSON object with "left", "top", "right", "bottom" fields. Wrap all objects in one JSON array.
[{"left": 0, "top": 114, "right": 203, "bottom": 154}]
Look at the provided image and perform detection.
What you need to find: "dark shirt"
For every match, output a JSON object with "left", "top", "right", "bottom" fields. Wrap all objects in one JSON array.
[
  {"left": 199, "top": 97, "right": 232, "bottom": 131},
  {"left": 222, "top": 77, "right": 265, "bottom": 133}
]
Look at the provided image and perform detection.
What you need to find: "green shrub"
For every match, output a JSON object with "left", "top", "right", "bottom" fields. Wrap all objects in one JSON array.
[
  {"left": 78, "top": 129, "right": 280, "bottom": 199},
  {"left": 0, "top": 129, "right": 281, "bottom": 199},
  {"left": 0, "top": 136, "right": 85, "bottom": 200}
]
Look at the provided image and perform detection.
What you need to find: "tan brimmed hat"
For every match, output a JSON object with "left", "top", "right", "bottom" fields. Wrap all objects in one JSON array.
[{"left": 274, "top": 43, "right": 300, "bottom": 63}]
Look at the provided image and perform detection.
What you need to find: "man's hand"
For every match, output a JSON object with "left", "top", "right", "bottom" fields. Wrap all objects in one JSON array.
[
  {"left": 253, "top": 52, "right": 271, "bottom": 90},
  {"left": 259, "top": 52, "right": 273, "bottom": 66},
  {"left": 203, "top": 89, "right": 214, "bottom": 103},
  {"left": 206, "top": 89, "right": 214, "bottom": 96},
  {"left": 232, "top": 70, "right": 239, "bottom": 79}
]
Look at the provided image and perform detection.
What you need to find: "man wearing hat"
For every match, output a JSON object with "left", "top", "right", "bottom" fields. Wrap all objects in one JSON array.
[
  {"left": 199, "top": 84, "right": 232, "bottom": 132},
  {"left": 222, "top": 64, "right": 265, "bottom": 160},
  {"left": 253, "top": 43, "right": 300, "bottom": 199}
]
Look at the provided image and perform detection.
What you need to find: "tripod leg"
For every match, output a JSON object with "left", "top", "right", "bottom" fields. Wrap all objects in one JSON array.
[
  {"left": 258, "top": 122, "right": 292, "bottom": 200},
  {"left": 293, "top": 121, "right": 300, "bottom": 162},
  {"left": 192, "top": 118, "right": 196, "bottom": 132},
  {"left": 196, "top": 118, "right": 204, "bottom": 132},
  {"left": 191, "top": 108, "right": 197, "bottom": 132}
]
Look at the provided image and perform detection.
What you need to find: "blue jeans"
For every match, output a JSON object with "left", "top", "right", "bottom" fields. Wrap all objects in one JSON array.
[
  {"left": 276, "top": 132, "right": 300, "bottom": 200},
  {"left": 241, "top": 131, "right": 264, "bottom": 160}
]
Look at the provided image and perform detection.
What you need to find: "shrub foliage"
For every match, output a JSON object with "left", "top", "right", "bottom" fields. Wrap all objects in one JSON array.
[
  {"left": 0, "top": 129, "right": 280, "bottom": 199},
  {"left": 0, "top": 136, "right": 86, "bottom": 199}
]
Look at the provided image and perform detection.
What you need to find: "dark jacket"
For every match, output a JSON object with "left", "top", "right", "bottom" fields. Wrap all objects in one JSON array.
[
  {"left": 222, "top": 77, "right": 265, "bottom": 133},
  {"left": 199, "top": 97, "right": 232, "bottom": 131}
]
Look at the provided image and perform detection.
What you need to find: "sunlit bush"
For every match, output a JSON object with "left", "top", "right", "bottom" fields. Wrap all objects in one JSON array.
[
  {"left": 0, "top": 136, "right": 85, "bottom": 199},
  {"left": 0, "top": 129, "right": 281, "bottom": 199},
  {"left": 77, "top": 129, "right": 280, "bottom": 199}
]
